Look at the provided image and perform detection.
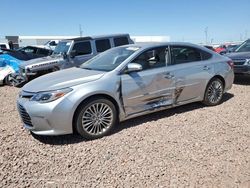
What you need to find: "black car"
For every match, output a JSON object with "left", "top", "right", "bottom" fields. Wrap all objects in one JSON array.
[{"left": 226, "top": 39, "right": 250, "bottom": 75}]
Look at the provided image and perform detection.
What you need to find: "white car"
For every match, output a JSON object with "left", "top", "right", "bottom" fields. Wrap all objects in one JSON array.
[{"left": 0, "top": 43, "right": 10, "bottom": 50}]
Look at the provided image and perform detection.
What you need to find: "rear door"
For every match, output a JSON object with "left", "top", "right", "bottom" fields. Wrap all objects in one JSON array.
[
  {"left": 168, "top": 45, "right": 214, "bottom": 104},
  {"left": 121, "top": 46, "right": 176, "bottom": 116}
]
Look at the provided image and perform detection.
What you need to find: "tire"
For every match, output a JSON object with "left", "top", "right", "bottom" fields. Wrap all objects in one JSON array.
[
  {"left": 203, "top": 78, "right": 224, "bottom": 106},
  {"left": 4, "top": 74, "right": 25, "bottom": 87},
  {"left": 4, "top": 74, "right": 15, "bottom": 86},
  {"left": 74, "top": 97, "right": 117, "bottom": 140}
]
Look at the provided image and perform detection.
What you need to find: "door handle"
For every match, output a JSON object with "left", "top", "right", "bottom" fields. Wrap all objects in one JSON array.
[
  {"left": 203, "top": 65, "right": 211, "bottom": 70},
  {"left": 164, "top": 72, "right": 174, "bottom": 79}
]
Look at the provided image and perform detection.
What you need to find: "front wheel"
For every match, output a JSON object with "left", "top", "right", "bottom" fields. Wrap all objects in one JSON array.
[
  {"left": 4, "top": 74, "right": 25, "bottom": 87},
  {"left": 74, "top": 98, "right": 117, "bottom": 140},
  {"left": 203, "top": 78, "right": 224, "bottom": 106}
]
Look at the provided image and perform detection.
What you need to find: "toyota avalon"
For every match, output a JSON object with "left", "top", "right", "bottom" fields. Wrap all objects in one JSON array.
[{"left": 17, "top": 43, "right": 234, "bottom": 139}]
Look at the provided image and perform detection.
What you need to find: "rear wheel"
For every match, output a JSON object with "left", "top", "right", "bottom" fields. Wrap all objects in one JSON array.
[
  {"left": 74, "top": 97, "right": 117, "bottom": 140},
  {"left": 203, "top": 78, "right": 224, "bottom": 106}
]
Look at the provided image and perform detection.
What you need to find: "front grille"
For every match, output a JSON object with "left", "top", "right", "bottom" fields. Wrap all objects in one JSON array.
[
  {"left": 18, "top": 104, "right": 33, "bottom": 127},
  {"left": 233, "top": 59, "right": 246, "bottom": 66}
]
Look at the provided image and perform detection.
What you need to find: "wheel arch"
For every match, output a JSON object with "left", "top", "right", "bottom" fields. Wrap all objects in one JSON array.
[
  {"left": 210, "top": 75, "right": 225, "bottom": 89},
  {"left": 203, "top": 75, "right": 226, "bottom": 103},
  {"left": 72, "top": 93, "right": 120, "bottom": 133}
]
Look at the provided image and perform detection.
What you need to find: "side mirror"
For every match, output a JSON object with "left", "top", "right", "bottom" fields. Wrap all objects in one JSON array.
[
  {"left": 70, "top": 50, "right": 77, "bottom": 58},
  {"left": 126, "top": 63, "right": 142, "bottom": 73}
]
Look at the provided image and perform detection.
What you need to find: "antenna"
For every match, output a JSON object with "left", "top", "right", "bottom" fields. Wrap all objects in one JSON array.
[{"left": 79, "top": 24, "right": 83, "bottom": 37}]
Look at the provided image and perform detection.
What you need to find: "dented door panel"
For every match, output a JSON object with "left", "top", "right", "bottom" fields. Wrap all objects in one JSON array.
[{"left": 121, "top": 67, "right": 175, "bottom": 116}]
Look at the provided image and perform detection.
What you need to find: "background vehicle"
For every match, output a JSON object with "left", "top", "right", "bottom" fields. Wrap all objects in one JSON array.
[
  {"left": 33, "top": 40, "right": 59, "bottom": 50},
  {"left": 17, "top": 42, "right": 234, "bottom": 139},
  {"left": 226, "top": 44, "right": 239, "bottom": 53},
  {"left": 0, "top": 43, "right": 10, "bottom": 50},
  {"left": 226, "top": 39, "right": 250, "bottom": 75},
  {"left": 0, "top": 46, "right": 52, "bottom": 85},
  {"left": 204, "top": 45, "right": 216, "bottom": 52},
  {"left": 15, "top": 34, "right": 133, "bottom": 85},
  {"left": 215, "top": 45, "right": 227, "bottom": 55}
]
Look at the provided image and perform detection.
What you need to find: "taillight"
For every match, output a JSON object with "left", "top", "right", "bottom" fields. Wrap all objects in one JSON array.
[{"left": 227, "top": 60, "right": 234, "bottom": 69}]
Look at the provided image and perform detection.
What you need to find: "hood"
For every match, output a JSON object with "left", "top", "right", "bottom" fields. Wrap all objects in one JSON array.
[
  {"left": 20, "top": 55, "right": 62, "bottom": 69},
  {"left": 225, "top": 52, "right": 250, "bottom": 60},
  {"left": 22, "top": 67, "right": 105, "bottom": 92}
]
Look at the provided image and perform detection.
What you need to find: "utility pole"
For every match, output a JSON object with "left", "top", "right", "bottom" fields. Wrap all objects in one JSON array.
[
  {"left": 79, "top": 24, "right": 83, "bottom": 37},
  {"left": 204, "top": 27, "right": 208, "bottom": 44}
]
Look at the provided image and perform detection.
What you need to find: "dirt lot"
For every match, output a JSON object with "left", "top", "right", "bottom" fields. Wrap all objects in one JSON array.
[{"left": 0, "top": 76, "right": 249, "bottom": 187}]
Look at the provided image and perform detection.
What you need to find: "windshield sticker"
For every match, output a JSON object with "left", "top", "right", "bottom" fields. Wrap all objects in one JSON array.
[
  {"left": 66, "top": 42, "right": 71, "bottom": 46},
  {"left": 126, "top": 47, "right": 140, "bottom": 51}
]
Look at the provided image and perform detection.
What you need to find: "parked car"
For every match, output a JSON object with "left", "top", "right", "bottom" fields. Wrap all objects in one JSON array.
[
  {"left": 226, "top": 44, "right": 238, "bottom": 53},
  {"left": 14, "top": 34, "right": 133, "bottom": 86},
  {"left": 204, "top": 45, "right": 216, "bottom": 52},
  {"left": 0, "top": 43, "right": 10, "bottom": 50},
  {"left": 0, "top": 46, "right": 53, "bottom": 85},
  {"left": 215, "top": 45, "right": 227, "bottom": 55},
  {"left": 33, "top": 40, "right": 59, "bottom": 50},
  {"left": 17, "top": 42, "right": 234, "bottom": 139},
  {"left": 225, "top": 39, "right": 250, "bottom": 75}
]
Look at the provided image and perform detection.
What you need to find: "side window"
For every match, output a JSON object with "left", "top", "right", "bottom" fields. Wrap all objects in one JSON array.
[
  {"left": 72, "top": 41, "right": 92, "bottom": 56},
  {"left": 171, "top": 46, "right": 202, "bottom": 65},
  {"left": 114, "top": 37, "right": 129, "bottom": 47},
  {"left": 200, "top": 50, "right": 212, "bottom": 60},
  {"left": 131, "top": 47, "right": 168, "bottom": 71},
  {"left": 95, "top": 39, "right": 111, "bottom": 52}
]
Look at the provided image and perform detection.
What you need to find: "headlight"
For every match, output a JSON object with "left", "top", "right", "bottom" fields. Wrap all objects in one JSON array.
[{"left": 30, "top": 88, "right": 73, "bottom": 103}]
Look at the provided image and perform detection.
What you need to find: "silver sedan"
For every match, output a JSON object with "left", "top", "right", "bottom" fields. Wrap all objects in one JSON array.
[{"left": 17, "top": 43, "right": 234, "bottom": 139}]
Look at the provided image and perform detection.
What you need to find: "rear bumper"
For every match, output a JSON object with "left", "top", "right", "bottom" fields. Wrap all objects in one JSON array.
[{"left": 234, "top": 65, "right": 250, "bottom": 75}]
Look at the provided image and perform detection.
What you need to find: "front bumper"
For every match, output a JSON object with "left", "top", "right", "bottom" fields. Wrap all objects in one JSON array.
[
  {"left": 17, "top": 96, "right": 75, "bottom": 136},
  {"left": 234, "top": 65, "right": 250, "bottom": 75}
]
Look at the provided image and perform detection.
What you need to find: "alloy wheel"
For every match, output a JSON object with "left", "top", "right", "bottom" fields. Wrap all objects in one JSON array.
[
  {"left": 81, "top": 103, "right": 113, "bottom": 135},
  {"left": 207, "top": 80, "right": 223, "bottom": 104}
]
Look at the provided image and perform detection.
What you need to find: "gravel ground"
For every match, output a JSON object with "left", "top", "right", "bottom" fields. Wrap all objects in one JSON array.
[{"left": 0, "top": 75, "right": 250, "bottom": 187}]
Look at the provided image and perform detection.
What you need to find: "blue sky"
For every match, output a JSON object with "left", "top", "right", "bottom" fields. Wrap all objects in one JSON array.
[{"left": 1, "top": 0, "right": 250, "bottom": 43}]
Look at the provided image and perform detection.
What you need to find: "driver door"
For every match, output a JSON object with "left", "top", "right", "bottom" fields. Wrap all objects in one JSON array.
[{"left": 121, "top": 46, "right": 176, "bottom": 116}]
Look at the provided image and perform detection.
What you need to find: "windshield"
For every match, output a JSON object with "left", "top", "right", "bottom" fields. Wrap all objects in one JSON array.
[
  {"left": 80, "top": 46, "right": 140, "bottom": 71},
  {"left": 235, "top": 40, "right": 250, "bottom": 52},
  {"left": 53, "top": 41, "right": 71, "bottom": 54}
]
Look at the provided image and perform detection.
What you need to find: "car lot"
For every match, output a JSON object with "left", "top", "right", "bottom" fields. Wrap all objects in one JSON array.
[{"left": 0, "top": 76, "right": 249, "bottom": 187}]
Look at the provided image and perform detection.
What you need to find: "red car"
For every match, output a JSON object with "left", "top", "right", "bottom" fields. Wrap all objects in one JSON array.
[{"left": 215, "top": 45, "right": 226, "bottom": 54}]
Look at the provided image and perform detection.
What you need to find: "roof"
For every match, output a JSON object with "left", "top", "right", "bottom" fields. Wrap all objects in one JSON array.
[
  {"left": 66, "top": 34, "right": 130, "bottom": 42},
  {"left": 126, "top": 42, "right": 202, "bottom": 48}
]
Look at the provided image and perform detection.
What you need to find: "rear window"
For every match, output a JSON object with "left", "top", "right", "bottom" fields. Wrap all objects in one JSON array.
[
  {"left": 114, "top": 37, "right": 129, "bottom": 47},
  {"left": 72, "top": 41, "right": 92, "bottom": 55},
  {"left": 95, "top": 39, "right": 111, "bottom": 52}
]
